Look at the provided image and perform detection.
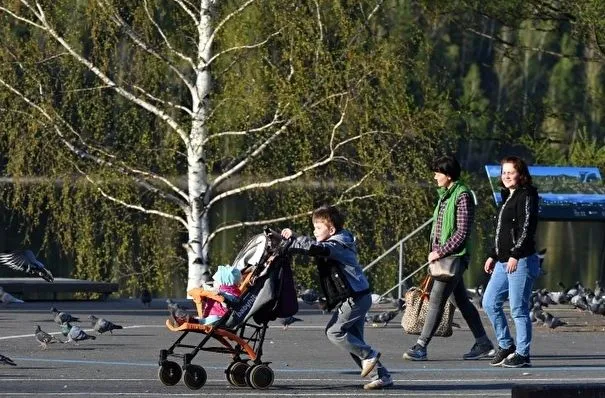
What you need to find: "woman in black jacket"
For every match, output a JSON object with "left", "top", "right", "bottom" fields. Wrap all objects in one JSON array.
[{"left": 482, "top": 156, "right": 540, "bottom": 368}]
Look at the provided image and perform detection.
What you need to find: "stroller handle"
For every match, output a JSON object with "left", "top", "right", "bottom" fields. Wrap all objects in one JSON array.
[{"left": 264, "top": 226, "right": 284, "bottom": 240}]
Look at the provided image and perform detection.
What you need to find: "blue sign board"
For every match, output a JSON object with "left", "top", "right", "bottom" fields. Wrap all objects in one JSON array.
[{"left": 485, "top": 165, "right": 605, "bottom": 220}]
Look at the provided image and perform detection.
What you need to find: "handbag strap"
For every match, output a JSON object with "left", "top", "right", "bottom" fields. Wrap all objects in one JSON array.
[{"left": 419, "top": 275, "right": 432, "bottom": 300}]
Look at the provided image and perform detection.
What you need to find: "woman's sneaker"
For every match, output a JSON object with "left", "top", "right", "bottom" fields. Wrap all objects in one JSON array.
[
  {"left": 403, "top": 344, "right": 427, "bottom": 361},
  {"left": 462, "top": 342, "right": 495, "bottom": 360},
  {"left": 489, "top": 345, "right": 516, "bottom": 367},
  {"left": 502, "top": 353, "right": 531, "bottom": 368}
]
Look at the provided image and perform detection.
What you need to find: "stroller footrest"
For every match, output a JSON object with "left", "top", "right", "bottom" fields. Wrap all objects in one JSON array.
[{"left": 165, "top": 319, "right": 213, "bottom": 333}]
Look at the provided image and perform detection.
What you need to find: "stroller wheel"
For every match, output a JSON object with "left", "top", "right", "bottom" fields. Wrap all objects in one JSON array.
[
  {"left": 158, "top": 361, "right": 182, "bottom": 386},
  {"left": 226, "top": 361, "right": 249, "bottom": 387},
  {"left": 245, "top": 364, "right": 274, "bottom": 389},
  {"left": 183, "top": 364, "right": 207, "bottom": 390}
]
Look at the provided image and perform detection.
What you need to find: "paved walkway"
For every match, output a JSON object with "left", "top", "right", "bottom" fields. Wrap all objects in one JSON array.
[{"left": 1, "top": 299, "right": 604, "bottom": 397}]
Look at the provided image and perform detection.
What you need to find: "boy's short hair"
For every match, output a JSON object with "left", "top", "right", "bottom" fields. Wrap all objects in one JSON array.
[
  {"left": 431, "top": 155, "right": 461, "bottom": 181},
  {"left": 312, "top": 205, "right": 344, "bottom": 231}
]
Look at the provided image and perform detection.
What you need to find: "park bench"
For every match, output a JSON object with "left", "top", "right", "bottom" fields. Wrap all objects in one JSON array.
[{"left": 0, "top": 277, "right": 119, "bottom": 300}]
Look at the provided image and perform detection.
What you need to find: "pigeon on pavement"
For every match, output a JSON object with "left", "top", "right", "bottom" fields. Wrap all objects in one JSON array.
[
  {"left": 300, "top": 288, "right": 319, "bottom": 305},
  {"left": 279, "top": 316, "right": 302, "bottom": 330},
  {"left": 366, "top": 309, "right": 400, "bottom": 327},
  {"left": 166, "top": 299, "right": 188, "bottom": 311},
  {"left": 543, "top": 311, "right": 567, "bottom": 329},
  {"left": 64, "top": 323, "right": 96, "bottom": 344},
  {"left": 34, "top": 325, "right": 63, "bottom": 349},
  {"left": 51, "top": 307, "right": 80, "bottom": 324},
  {"left": 0, "top": 354, "right": 16, "bottom": 366},
  {"left": 88, "top": 315, "right": 123, "bottom": 334}
]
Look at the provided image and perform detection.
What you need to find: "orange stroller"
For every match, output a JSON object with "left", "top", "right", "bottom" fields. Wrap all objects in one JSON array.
[{"left": 158, "top": 228, "right": 297, "bottom": 390}]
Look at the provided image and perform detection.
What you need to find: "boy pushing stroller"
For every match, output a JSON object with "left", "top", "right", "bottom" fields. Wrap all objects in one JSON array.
[{"left": 281, "top": 204, "right": 393, "bottom": 390}]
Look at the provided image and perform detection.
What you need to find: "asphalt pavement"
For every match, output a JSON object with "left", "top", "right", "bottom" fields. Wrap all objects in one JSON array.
[{"left": 1, "top": 298, "right": 605, "bottom": 397}]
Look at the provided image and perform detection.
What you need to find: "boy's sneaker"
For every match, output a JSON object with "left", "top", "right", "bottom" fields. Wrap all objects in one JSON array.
[
  {"left": 489, "top": 345, "right": 516, "bottom": 367},
  {"left": 363, "top": 375, "right": 394, "bottom": 390},
  {"left": 502, "top": 352, "right": 531, "bottom": 368},
  {"left": 403, "top": 344, "right": 427, "bottom": 361},
  {"left": 360, "top": 351, "right": 381, "bottom": 377},
  {"left": 462, "top": 342, "right": 496, "bottom": 360}
]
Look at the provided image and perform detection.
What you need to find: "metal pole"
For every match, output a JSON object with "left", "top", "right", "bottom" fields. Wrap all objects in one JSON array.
[
  {"left": 379, "top": 261, "right": 429, "bottom": 300},
  {"left": 397, "top": 241, "right": 404, "bottom": 299}
]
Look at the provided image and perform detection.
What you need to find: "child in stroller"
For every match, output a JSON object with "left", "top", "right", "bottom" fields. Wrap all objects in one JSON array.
[
  {"left": 159, "top": 228, "right": 298, "bottom": 391},
  {"left": 169, "top": 265, "right": 242, "bottom": 326}
]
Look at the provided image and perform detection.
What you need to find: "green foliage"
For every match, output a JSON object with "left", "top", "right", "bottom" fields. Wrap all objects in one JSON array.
[{"left": 2, "top": 0, "right": 604, "bottom": 297}]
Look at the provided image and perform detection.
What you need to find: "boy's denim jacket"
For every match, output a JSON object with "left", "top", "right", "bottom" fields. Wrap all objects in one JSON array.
[{"left": 288, "top": 229, "right": 370, "bottom": 310}]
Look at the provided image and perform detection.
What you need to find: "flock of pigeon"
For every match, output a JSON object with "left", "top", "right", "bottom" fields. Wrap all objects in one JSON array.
[
  {"left": 528, "top": 281, "right": 605, "bottom": 328},
  {"left": 0, "top": 249, "right": 122, "bottom": 366},
  {"left": 3, "top": 247, "right": 605, "bottom": 365},
  {"left": 297, "top": 286, "right": 406, "bottom": 328},
  {"left": 472, "top": 280, "right": 605, "bottom": 330},
  {"left": 33, "top": 307, "right": 123, "bottom": 350}
]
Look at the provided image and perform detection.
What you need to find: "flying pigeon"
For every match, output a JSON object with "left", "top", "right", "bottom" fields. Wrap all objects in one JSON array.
[
  {"left": 0, "top": 354, "right": 16, "bottom": 366},
  {"left": 51, "top": 307, "right": 80, "bottom": 324},
  {"left": 64, "top": 323, "right": 96, "bottom": 344},
  {"left": 279, "top": 316, "right": 302, "bottom": 330},
  {"left": 88, "top": 315, "right": 123, "bottom": 334},
  {"left": 0, "top": 287, "right": 24, "bottom": 304},
  {"left": 140, "top": 287, "right": 152, "bottom": 307},
  {"left": 0, "top": 250, "right": 54, "bottom": 282},
  {"left": 34, "top": 325, "right": 63, "bottom": 349}
]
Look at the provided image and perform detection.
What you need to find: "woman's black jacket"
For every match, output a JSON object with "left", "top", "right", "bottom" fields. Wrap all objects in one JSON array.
[{"left": 490, "top": 185, "right": 539, "bottom": 262}]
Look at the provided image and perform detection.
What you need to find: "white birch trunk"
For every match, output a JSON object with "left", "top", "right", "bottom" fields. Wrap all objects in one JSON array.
[{"left": 185, "top": 0, "right": 215, "bottom": 293}]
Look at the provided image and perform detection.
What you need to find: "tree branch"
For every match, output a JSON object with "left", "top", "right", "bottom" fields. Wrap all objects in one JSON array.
[
  {"left": 203, "top": 193, "right": 381, "bottom": 248},
  {"left": 206, "top": 29, "right": 284, "bottom": 67},
  {"left": 204, "top": 0, "right": 257, "bottom": 56},
  {"left": 96, "top": 0, "right": 196, "bottom": 85},
  {"left": 75, "top": 164, "right": 189, "bottom": 229},
  {"left": 207, "top": 101, "right": 388, "bottom": 209},
  {"left": 465, "top": 26, "right": 602, "bottom": 62},
  {"left": 143, "top": 0, "right": 197, "bottom": 66},
  {"left": 0, "top": 76, "right": 190, "bottom": 207},
  {"left": 132, "top": 85, "right": 193, "bottom": 116},
  {"left": 200, "top": 106, "right": 283, "bottom": 145},
  {"left": 171, "top": 0, "right": 199, "bottom": 25},
  {"left": 7, "top": 0, "right": 192, "bottom": 144}
]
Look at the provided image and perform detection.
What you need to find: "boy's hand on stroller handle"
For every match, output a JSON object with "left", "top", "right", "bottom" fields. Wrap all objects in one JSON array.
[
  {"left": 280, "top": 228, "right": 293, "bottom": 239},
  {"left": 264, "top": 226, "right": 285, "bottom": 240}
]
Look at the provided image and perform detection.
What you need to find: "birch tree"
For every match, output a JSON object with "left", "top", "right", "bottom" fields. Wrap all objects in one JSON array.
[{"left": 0, "top": 1, "right": 444, "bottom": 294}]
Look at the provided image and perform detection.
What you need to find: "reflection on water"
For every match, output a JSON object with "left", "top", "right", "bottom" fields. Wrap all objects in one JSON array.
[{"left": 465, "top": 221, "right": 605, "bottom": 291}]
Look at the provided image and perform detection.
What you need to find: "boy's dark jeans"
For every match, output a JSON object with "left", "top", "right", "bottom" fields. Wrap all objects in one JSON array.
[{"left": 420, "top": 262, "right": 488, "bottom": 346}]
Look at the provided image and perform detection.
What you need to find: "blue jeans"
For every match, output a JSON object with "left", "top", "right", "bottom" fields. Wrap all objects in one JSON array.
[{"left": 482, "top": 254, "right": 540, "bottom": 357}]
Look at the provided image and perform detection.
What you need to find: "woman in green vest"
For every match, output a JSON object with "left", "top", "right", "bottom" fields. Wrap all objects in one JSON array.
[{"left": 403, "top": 156, "right": 494, "bottom": 361}]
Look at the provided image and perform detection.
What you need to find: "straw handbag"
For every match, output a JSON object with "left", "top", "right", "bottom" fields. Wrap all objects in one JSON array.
[{"left": 401, "top": 276, "right": 455, "bottom": 337}]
